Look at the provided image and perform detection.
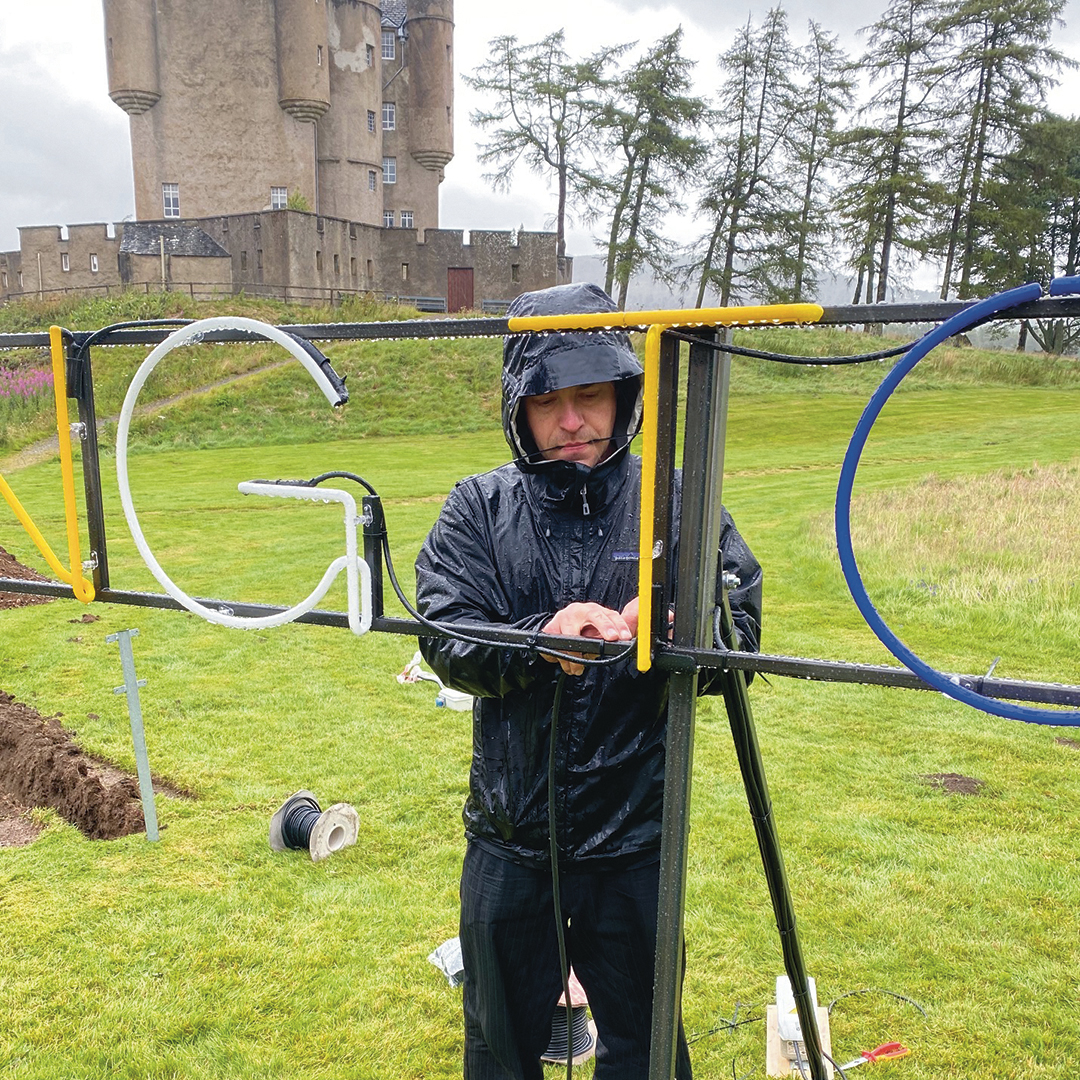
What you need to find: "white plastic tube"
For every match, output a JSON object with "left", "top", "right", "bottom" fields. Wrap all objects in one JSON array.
[{"left": 116, "top": 317, "right": 370, "bottom": 634}]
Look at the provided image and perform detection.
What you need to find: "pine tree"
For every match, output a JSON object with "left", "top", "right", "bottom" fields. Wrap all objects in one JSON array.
[
  {"left": 834, "top": 0, "right": 948, "bottom": 309},
  {"left": 593, "top": 29, "right": 706, "bottom": 309},
  {"left": 690, "top": 10, "right": 800, "bottom": 307},
  {"left": 932, "top": 0, "right": 1073, "bottom": 298},
  {"left": 467, "top": 32, "right": 625, "bottom": 264}
]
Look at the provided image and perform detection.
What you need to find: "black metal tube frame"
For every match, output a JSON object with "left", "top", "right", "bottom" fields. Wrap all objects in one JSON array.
[{"left": 5, "top": 301, "right": 1080, "bottom": 1080}]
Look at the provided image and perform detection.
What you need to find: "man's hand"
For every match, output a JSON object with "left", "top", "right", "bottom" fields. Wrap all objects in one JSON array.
[
  {"left": 620, "top": 596, "right": 673, "bottom": 640},
  {"left": 541, "top": 602, "right": 632, "bottom": 676}
]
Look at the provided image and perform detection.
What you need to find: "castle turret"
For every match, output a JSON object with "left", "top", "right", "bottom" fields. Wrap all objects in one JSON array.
[
  {"left": 406, "top": 0, "right": 453, "bottom": 174},
  {"left": 103, "top": 0, "right": 161, "bottom": 115},
  {"left": 275, "top": 0, "right": 331, "bottom": 123}
]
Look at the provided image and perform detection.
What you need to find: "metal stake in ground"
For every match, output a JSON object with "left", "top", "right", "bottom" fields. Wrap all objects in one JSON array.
[{"left": 107, "top": 628, "right": 159, "bottom": 841}]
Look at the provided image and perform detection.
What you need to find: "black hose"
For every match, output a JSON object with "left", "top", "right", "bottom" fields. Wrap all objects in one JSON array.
[{"left": 548, "top": 671, "right": 574, "bottom": 1079}]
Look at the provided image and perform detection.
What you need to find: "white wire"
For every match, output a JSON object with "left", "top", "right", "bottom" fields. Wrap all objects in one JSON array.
[{"left": 116, "top": 317, "right": 370, "bottom": 634}]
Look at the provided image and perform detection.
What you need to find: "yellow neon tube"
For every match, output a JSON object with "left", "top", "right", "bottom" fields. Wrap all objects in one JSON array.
[
  {"left": 507, "top": 302, "right": 823, "bottom": 335},
  {"left": 0, "top": 329, "right": 95, "bottom": 602},
  {"left": 636, "top": 325, "right": 663, "bottom": 673},
  {"left": 511, "top": 303, "right": 825, "bottom": 671},
  {"left": 50, "top": 327, "right": 95, "bottom": 602}
]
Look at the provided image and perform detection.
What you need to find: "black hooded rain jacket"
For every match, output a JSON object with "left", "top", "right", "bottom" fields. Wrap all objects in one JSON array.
[{"left": 416, "top": 282, "right": 762, "bottom": 869}]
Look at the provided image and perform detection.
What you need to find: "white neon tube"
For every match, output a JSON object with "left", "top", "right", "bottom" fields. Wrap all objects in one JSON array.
[{"left": 116, "top": 317, "right": 370, "bottom": 634}]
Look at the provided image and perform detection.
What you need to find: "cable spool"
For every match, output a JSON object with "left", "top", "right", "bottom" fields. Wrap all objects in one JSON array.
[
  {"left": 540, "top": 1004, "right": 595, "bottom": 1065},
  {"left": 269, "top": 790, "right": 360, "bottom": 862}
]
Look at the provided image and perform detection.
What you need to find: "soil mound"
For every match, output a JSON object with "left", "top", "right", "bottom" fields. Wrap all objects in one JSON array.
[
  {"left": 0, "top": 544, "right": 53, "bottom": 610},
  {"left": 0, "top": 691, "right": 146, "bottom": 845}
]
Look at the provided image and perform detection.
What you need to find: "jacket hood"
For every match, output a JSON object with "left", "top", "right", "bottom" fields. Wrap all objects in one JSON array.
[{"left": 502, "top": 283, "right": 643, "bottom": 469}]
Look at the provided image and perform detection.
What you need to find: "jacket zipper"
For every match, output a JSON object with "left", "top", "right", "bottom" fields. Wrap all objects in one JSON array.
[{"left": 580, "top": 484, "right": 590, "bottom": 516}]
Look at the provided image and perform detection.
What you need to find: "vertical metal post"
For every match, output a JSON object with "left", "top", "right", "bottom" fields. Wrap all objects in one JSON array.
[
  {"left": 362, "top": 495, "right": 385, "bottom": 618},
  {"left": 649, "top": 329, "right": 730, "bottom": 1080},
  {"left": 107, "top": 628, "right": 160, "bottom": 841},
  {"left": 648, "top": 327, "right": 827, "bottom": 1080},
  {"left": 67, "top": 338, "right": 111, "bottom": 592}
]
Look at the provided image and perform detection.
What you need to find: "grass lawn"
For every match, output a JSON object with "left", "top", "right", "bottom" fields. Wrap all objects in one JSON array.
[{"left": 2, "top": 302, "right": 1080, "bottom": 1078}]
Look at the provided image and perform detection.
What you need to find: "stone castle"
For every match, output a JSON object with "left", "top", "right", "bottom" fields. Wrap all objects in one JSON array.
[{"left": 0, "top": 0, "right": 567, "bottom": 312}]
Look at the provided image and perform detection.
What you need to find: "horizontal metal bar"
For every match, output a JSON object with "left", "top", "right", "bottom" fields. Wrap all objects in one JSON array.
[
  {"left": 658, "top": 645, "right": 1080, "bottom": 708},
  {"left": 3, "top": 295, "right": 1079, "bottom": 352},
  {"left": 817, "top": 295, "right": 1080, "bottom": 326},
  {"left": 5, "top": 576, "right": 1077, "bottom": 707},
  {"left": 0, "top": 578, "right": 628, "bottom": 656}
]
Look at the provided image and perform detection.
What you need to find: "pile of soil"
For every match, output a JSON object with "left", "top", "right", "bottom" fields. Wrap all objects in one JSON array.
[
  {"left": 0, "top": 692, "right": 148, "bottom": 846},
  {"left": 0, "top": 543, "right": 53, "bottom": 610}
]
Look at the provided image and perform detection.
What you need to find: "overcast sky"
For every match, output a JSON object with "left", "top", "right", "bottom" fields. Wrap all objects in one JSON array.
[{"left": 1, "top": 0, "right": 1078, "bottom": 258}]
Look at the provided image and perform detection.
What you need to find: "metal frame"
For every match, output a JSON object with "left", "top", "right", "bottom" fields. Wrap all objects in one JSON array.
[{"left": 4, "top": 298, "right": 1080, "bottom": 1080}]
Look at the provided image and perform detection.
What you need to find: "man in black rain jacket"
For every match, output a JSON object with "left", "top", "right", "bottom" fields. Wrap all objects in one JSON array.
[{"left": 416, "top": 282, "right": 762, "bottom": 1079}]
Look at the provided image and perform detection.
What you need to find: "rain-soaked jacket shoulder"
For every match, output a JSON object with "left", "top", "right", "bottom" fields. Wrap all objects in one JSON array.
[{"left": 415, "top": 282, "right": 762, "bottom": 867}]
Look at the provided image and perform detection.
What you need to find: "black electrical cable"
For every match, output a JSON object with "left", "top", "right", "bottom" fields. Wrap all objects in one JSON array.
[
  {"left": 73, "top": 319, "right": 192, "bottom": 357},
  {"left": 307, "top": 469, "right": 378, "bottom": 496},
  {"left": 664, "top": 328, "right": 916, "bottom": 366},
  {"left": 827, "top": 987, "right": 928, "bottom": 1019},
  {"left": 687, "top": 1001, "right": 765, "bottom": 1044},
  {"left": 548, "top": 670, "right": 574, "bottom": 1079},
  {"left": 307, "top": 471, "right": 636, "bottom": 668}
]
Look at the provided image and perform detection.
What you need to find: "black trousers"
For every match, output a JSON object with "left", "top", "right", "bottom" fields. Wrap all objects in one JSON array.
[{"left": 459, "top": 841, "right": 693, "bottom": 1080}]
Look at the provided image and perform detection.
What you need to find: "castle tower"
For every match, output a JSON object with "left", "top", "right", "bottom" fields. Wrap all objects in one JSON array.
[
  {"left": 101, "top": 0, "right": 453, "bottom": 231},
  {"left": 315, "top": 0, "right": 387, "bottom": 226},
  {"left": 378, "top": 0, "right": 454, "bottom": 232}
]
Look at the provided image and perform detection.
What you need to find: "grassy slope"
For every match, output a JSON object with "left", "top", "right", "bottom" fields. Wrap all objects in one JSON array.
[{"left": 1, "top": 295, "right": 1079, "bottom": 1078}]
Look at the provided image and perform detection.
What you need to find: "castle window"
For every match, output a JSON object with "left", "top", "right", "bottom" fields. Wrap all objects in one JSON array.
[
  {"left": 271, "top": 187, "right": 288, "bottom": 210},
  {"left": 317, "top": 45, "right": 324, "bottom": 66},
  {"left": 368, "top": 170, "right": 377, "bottom": 192},
  {"left": 384, "top": 210, "right": 395, "bottom": 228},
  {"left": 382, "top": 102, "right": 396, "bottom": 130},
  {"left": 367, "top": 259, "right": 373, "bottom": 278},
  {"left": 241, "top": 251, "right": 248, "bottom": 271},
  {"left": 61, "top": 252, "right": 70, "bottom": 272},
  {"left": 511, "top": 264, "right": 520, "bottom": 283},
  {"left": 351, "top": 257, "right": 357, "bottom": 278},
  {"left": 367, "top": 110, "right": 376, "bottom": 133},
  {"left": 1, "top": 271, "right": 7, "bottom": 289},
  {"left": 401, "top": 263, "right": 409, "bottom": 281},
  {"left": 366, "top": 44, "right": 374, "bottom": 66},
  {"left": 382, "top": 157, "right": 396, "bottom": 184},
  {"left": 316, "top": 250, "right": 323, "bottom": 271},
  {"left": 162, "top": 183, "right": 180, "bottom": 218},
  {"left": 382, "top": 31, "right": 395, "bottom": 60},
  {"left": 334, "top": 253, "right": 340, "bottom": 275},
  {"left": 257, "top": 249, "right": 263, "bottom": 270},
  {"left": 400, "top": 210, "right": 413, "bottom": 229},
  {"left": 90, "top": 254, "right": 99, "bottom": 273}
]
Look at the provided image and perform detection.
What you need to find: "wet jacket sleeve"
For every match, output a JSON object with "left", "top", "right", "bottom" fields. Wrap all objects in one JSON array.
[{"left": 415, "top": 482, "right": 551, "bottom": 698}]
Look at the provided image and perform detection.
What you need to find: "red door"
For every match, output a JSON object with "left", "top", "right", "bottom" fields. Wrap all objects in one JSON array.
[{"left": 447, "top": 267, "right": 474, "bottom": 313}]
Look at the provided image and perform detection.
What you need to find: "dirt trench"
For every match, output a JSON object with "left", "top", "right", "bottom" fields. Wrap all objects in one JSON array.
[{"left": 1, "top": 545, "right": 149, "bottom": 847}]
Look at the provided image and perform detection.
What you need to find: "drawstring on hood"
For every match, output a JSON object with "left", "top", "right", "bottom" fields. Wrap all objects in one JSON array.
[{"left": 502, "top": 283, "right": 644, "bottom": 471}]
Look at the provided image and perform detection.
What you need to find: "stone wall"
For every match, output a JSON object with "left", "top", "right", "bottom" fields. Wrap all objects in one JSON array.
[{"left": 0, "top": 211, "right": 566, "bottom": 310}]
